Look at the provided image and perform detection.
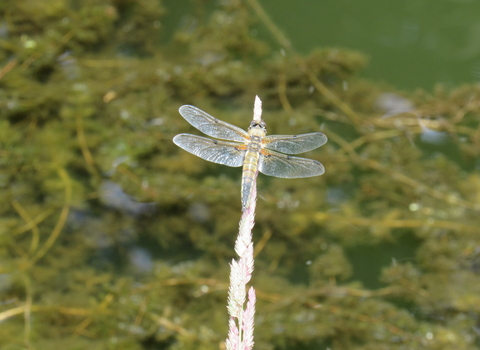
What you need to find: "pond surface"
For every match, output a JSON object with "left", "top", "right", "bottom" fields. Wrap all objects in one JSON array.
[{"left": 257, "top": 0, "right": 480, "bottom": 90}]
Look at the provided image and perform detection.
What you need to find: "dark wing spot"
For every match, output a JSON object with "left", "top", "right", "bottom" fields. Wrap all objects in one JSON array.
[
  {"left": 287, "top": 155, "right": 292, "bottom": 160},
  {"left": 293, "top": 135, "right": 298, "bottom": 138},
  {"left": 213, "top": 140, "right": 218, "bottom": 144}
]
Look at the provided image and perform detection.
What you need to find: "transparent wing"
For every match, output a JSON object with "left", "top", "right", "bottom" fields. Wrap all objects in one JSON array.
[
  {"left": 259, "top": 149, "right": 325, "bottom": 178},
  {"left": 179, "top": 105, "right": 250, "bottom": 142},
  {"left": 173, "top": 134, "right": 245, "bottom": 167},
  {"left": 263, "top": 132, "right": 328, "bottom": 154}
]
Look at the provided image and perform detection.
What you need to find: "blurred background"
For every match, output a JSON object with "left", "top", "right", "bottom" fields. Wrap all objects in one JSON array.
[{"left": 1, "top": 0, "right": 480, "bottom": 349}]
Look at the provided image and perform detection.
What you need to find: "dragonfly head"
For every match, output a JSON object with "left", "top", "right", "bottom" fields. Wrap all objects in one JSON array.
[{"left": 248, "top": 120, "right": 267, "bottom": 133}]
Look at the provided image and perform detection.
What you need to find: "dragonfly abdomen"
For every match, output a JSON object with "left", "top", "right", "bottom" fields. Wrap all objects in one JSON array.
[{"left": 241, "top": 149, "right": 260, "bottom": 208}]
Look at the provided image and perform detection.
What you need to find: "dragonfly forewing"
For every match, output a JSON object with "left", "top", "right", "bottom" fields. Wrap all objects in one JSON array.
[
  {"left": 179, "top": 106, "right": 249, "bottom": 142},
  {"left": 173, "top": 134, "right": 246, "bottom": 167},
  {"left": 263, "top": 132, "right": 328, "bottom": 154},
  {"left": 258, "top": 149, "right": 325, "bottom": 178}
]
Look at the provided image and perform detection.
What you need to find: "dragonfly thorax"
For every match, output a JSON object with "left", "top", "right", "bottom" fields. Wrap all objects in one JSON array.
[
  {"left": 248, "top": 123, "right": 267, "bottom": 142},
  {"left": 247, "top": 135, "right": 262, "bottom": 153},
  {"left": 250, "top": 135, "right": 261, "bottom": 143}
]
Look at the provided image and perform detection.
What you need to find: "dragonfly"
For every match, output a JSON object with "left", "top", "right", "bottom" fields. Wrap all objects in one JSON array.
[{"left": 173, "top": 97, "right": 327, "bottom": 208}]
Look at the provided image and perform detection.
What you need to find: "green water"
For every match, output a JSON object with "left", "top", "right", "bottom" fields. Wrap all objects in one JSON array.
[
  {"left": 258, "top": 0, "right": 480, "bottom": 90},
  {"left": 1, "top": 1, "right": 480, "bottom": 349}
]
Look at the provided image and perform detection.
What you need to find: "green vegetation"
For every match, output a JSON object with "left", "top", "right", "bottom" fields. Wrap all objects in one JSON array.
[{"left": 1, "top": 0, "right": 480, "bottom": 349}]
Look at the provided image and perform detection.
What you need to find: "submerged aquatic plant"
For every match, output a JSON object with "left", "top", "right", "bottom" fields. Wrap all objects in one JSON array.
[{"left": 4, "top": 0, "right": 480, "bottom": 349}]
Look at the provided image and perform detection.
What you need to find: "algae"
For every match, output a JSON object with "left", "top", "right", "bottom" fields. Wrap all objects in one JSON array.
[{"left": 1, "top": 0, "right": 480, "bottom": 349}]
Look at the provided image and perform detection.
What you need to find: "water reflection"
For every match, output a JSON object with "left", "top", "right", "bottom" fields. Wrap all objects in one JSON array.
[
  {"left": 99, "top": 180, "right": 156, "bottom": 216},
  {"left": 376, "top": 92, "right": 414, "bottom": 117}
]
